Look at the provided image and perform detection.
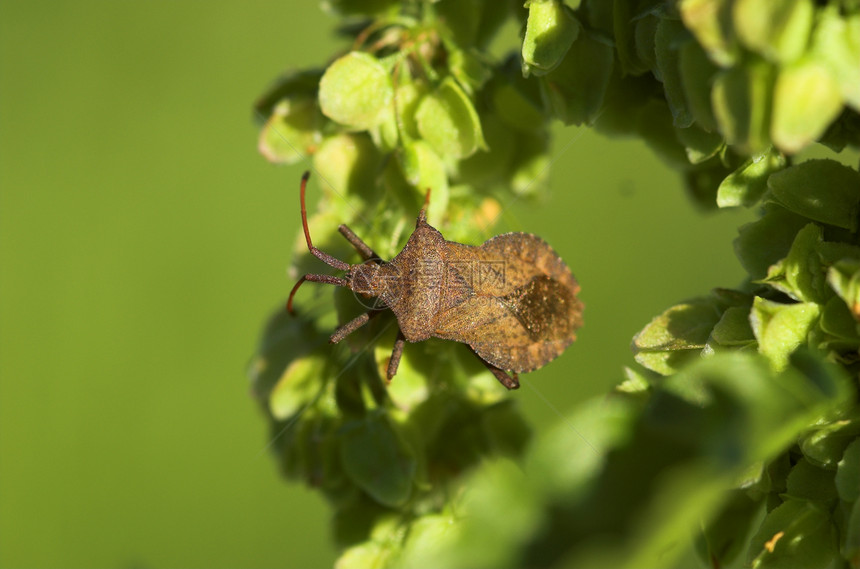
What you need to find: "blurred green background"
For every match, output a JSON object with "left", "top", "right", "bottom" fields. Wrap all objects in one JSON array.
[{"left": 0, "top": 2, "right": 750, "bottom": 567}]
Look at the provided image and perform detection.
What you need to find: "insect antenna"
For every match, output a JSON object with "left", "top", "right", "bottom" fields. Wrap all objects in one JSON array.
[
  {"left": 286, "top": 172, "right": 352, "bottom": 315},
  {"left": 299, "top": 172, "right": 350, "bottom": 271},
  {"left": 416, "top": 188, "right": 431, "bottom": 226}
]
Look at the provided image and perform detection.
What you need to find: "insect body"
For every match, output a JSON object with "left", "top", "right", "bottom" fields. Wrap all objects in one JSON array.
[{"left": 287, "top": 172, "right": 583, "bottom": 389}]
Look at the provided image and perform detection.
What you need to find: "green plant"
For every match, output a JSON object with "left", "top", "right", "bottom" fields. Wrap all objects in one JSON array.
[{"left": 249, "top": 1, "right": 860, "bottom": 567}]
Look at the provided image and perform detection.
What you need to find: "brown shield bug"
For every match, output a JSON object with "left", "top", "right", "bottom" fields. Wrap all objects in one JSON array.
[{"left": 287, "top": 172, "right": 583, "bottom": 390}]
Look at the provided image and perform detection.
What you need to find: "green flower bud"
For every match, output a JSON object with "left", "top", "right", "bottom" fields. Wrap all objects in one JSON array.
[
  {"left": 771, "top": 56, "right": 843, "bottom": 154},
  {"left": 655, "top": 17, "right": 694, "bottom": 128},
  {"left": 319, "top": 52, "right": 394, "bottom": 130},
  {"left": 522, "top": 0, "right": 580, "bottom": 76},
  {"left": 416, "top": 76, "right": 486, "bottom": 159},
  {"left": 711, "top": 59, "right": 775, "bottom": 155},
  {"left": 811, "top": 6, "right": 860, "bottom": 112},
  {"left": 733, "top": 0, "right": 814, "bottom": 64},
  {"left": 679, "top": 0, "right": 739, "bottom": 67}
]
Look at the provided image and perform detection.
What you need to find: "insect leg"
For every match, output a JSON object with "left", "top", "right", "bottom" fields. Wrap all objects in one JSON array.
[
  {"left": 329, "top": 309, "right": 383, "bottom": 343},
  {"left": 387, "top": 330, "right": 406, "bottom": 380},
  {"left": 469, "top": 350, "right": 520, "bottom": 390},
  {"left": 287, "top": 273, "right": 349, "bottom": 314},
  {"left": 338, "top": 224, "right": 380, "bottom": 261}
]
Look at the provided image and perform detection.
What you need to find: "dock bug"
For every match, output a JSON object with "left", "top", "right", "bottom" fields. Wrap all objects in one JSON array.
[{"left": 287, "top": 172, "right": 583, "bottom": 389}]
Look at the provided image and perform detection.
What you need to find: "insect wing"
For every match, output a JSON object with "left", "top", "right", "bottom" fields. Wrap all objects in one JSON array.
[{"left": 434, "top": 233, "right": 583, "bottom": 372}]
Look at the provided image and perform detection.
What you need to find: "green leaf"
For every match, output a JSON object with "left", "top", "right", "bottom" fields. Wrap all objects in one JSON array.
[
  {"left": 254, "top": 68, "right": 323, "bottom": 120},
  {"left": 372, "top": 77, "right": 431, "bottom": 151},
  {"left": 785, "top": 458, "right": 838, "bottom": 502},
  {"left": 771, "top": 57, "right": 844, "bottom": 154},
  {"left": 679, "top": 40, "right": 719, "bottom": 131},
  {"left": 819, "top": 296, "right": 860, "bottom": 344},
  {"left": 508, "top": 130, "right": 551, "bottom": 196},
  {"left": 269, "top": 355, "right": 326, "bottom": 420},
  {"left": 734, "top": 205, "right": 811, "bottom": 280},
  {"left": 799, "top": 417, "right": 860, "bottom": 470},
  {"left": 654, "top": 17, "right": 694, "bottom": 128},
  {"left": 434, "top": 0, "right": 513, "bottom": 50},
  {"left": 612, "top": 0, "right": 652, "bottom": 76},
  {"left": 632, "top": 297, "right": 724, "bottom": 375},
  {"left": 456, "top": 114, "right": 516, "bottom": 187},
  {"left": 492, "top": 81, "right": 546, "bottom": 132},
  {"left": 258, "top": 97, "right": 323, "bottom": 164},
  {"left": 397, "top": 140, "right": 450, "bottom": 225},
  {"left": 397, "top": 514, "right": 460, "bottom": 569},
  {"left": 836, "top": 438, "right": 860, "bottom": 503},
  {"left": 399, "top": 459, "right": 543, "bottom": 569},
  {"left": 617, "top": 366, "right": 654, "bottom": 393},
  {"left": 334, "top": 541, "right": 391, "bottom": 569},
  {"left": 716, "top": 147, "right": 785, "bottom": 208},
  {"left": 762, "top": 223, "right": 829, "bottom": 303},
  {"left": 634, "top": 14, "right": 659, "bottom": 75},
  {"left": 828, "top": 259, "right": 860, "bottom": 319},
  {"left": 340, "top": 413, "right": 417, "bottom": 507},
  {"left": 747, "top": 499, "right": 838, "bottom": 569},
  {"left": 767, "top": 159, "right": 860, "bottom": 230},
  {"left": 527, "top": 397, "right": 637, "bottom": 499},
  {"left": 733, "top": 0, "right": 815, "bottom": 64},
  {"left": 481, "top": 400, "right": 531, "bottom": 459},
  {"left": 522, "top": 0, "right": 580, "bottom": 76},
  {"left": 416, "top": 76, "right": 486, "bottom": 159},
  {"left": 683, "top": 155, "right": 733, "bottom": 208},
  {"left": 395, "top": 80, "right": 429, "bottom": 142},
  {"left": 637, "top": 98, "right": 690, "bottom": 166},
  {"left": 412, "top": 351, "right": 851, "bottom": 568},
  {"left": 845, "top": 496, "right": 860, "bottom": 561},
  {"left": 696, "top": 491, "right": 763, "bottom": 568},
  {"left": 248, "top": 308, "right": 331, "bottom": 407},
  {"left": 369, "top": 106, "right": 398, "bottom": 154},
  {"left": 675, "top": 123, "right": 724, "bottom": 164},
  {"left": 448, "top": 48, "right": 492, "bottom": 95},
  {"left": 749, "top": 298, "right": 819, "bottom": 371},
  {"left": 593, "top": 72, "right": 658, "bottom": 138},
  {"left": 319, "top": 52, "right": 394, "bottom": 130},
  {"left": 373, "top": 345, "right": 428, "bottom": 413},
  {"left": 540, "top": 30, "right": 615, "bottom": 126},
  {"left": 712, "top": 59, "right": 775, "bottom": 154},
  {"left": 710, "top": 305, "right": 756, "bottom": 347},
  {"left": 679, "top": 0, "right": 738, "bottom": 67}
]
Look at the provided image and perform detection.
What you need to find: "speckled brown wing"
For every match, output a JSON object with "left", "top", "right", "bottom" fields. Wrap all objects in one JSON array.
[{"left": 432, "top": 232, "right": 583, "bottom": 373}]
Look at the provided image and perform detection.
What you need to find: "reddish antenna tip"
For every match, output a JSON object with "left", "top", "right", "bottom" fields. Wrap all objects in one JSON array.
[
  {"left": 417, "top": 188, "right": 432, "bottom": 226},
  {"left": 286, "top": 276, "right": 306, "bottom": 316}
]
